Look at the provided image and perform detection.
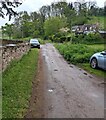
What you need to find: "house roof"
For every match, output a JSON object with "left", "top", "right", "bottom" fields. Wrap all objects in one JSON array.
[{"left": 99, "top": 31, "right": 106, "bottom": 34}]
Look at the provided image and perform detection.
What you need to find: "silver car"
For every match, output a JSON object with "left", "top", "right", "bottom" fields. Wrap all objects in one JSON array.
[
  {"left": 90, "top": 51, "right": 106, "bottom": 70},
  {"left": 30, "top": 39, "right": 40, "bottom": 49}
]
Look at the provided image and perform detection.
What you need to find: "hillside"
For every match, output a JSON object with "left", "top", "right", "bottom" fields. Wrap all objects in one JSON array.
[{"left": 87, "top": 16, "right": 105, "bottom": 30}]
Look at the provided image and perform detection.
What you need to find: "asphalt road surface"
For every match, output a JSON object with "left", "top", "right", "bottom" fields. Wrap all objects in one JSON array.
[{"left": 25, "top": 43, "right": 104, "bottom": 118}]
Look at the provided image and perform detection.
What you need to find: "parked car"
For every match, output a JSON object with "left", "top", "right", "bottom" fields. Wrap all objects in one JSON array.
[
  {"left": 30, "top": 39, "right": 40, "bottom": 48},
  {"left": 90, "top": 51, "right": 106, "bottom": 70}
]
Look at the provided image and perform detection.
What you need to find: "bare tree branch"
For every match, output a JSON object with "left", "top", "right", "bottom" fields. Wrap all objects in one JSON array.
[{"left": 0, "top": 0, "right": 23, "bottom": 20}]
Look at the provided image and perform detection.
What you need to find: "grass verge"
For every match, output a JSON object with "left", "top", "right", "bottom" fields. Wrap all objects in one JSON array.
[
  {"left": 2, "top": 48, "right": 39, "bottom": 118},
  {"left": 78, "top": 63, "right": 106, "bottom": 79},
  {"left": 0, "top": 74, "right": 2, "bottom": 119}
]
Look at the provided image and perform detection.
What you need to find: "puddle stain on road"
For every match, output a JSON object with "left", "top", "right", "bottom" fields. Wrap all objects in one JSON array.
[{"left": 88, "top": 93, "right": 99, "bottom": 98}]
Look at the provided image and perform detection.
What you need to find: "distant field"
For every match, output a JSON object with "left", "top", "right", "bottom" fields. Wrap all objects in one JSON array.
[{"left": 88, "top": 44, "right": 105, "bottom": 50}]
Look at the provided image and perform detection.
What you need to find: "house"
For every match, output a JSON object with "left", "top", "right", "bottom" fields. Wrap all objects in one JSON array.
[{"left": 71, "top": 24, "right": 99, "bottom": 35}]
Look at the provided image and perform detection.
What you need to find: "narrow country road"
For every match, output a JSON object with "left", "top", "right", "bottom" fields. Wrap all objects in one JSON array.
[{"left": 25, "top": 43, "right": 104, "bottom": 118}]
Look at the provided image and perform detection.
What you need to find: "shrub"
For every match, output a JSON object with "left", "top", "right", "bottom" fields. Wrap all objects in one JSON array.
[{"left": 72, "top": 33, "right": 104, "bottom": 44}]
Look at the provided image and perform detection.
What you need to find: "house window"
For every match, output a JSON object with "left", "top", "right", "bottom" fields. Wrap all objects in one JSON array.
[
  {"left": 85, "top": 27, "right": 88, "bottom": 31},
  {"left": 90, "top": 27, "right": 92, "bottom": 30}
]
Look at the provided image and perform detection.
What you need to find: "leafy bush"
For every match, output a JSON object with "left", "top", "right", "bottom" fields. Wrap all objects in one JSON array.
[
  {"left": 55, "top": 43, "right": 104, "bottom": 64},
  {"left": 51, "top": 32, "right": 66, "bottom": 43},
  {"left": 72, "top": 33, "right": 104, "bottom": 44},
  {"left": 38, "top": 38, "right": 45, "bottom": 44},
  {"left": 44, "top": 16, "right": 67, "bottom": 37}
]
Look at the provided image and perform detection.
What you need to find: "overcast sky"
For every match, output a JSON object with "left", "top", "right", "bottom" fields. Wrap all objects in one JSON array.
[{"left": 0, "top": 0, "right": 106, "bottom": 27}]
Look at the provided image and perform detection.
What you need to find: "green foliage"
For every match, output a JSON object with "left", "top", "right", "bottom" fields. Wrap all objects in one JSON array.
[
  {"left": 87, "top": 16, "right": 106, "bottom": 30},
  {"left": 73, "top": 16, "right": 88, "bottom": 25},
  {"left": 55, "top": 43, "right": 105, "bottom": 78},
  {"left": 1, "top": 1, "right": 105, "bottom": 39},
  {"left": 32, "top": 30, "right": 40, "bottom": 38},
  {"left": 44, "top": 16, "right": 67, "bottom": 37},
  {"left": 80, "top": 63, "right": 106, "bottom": 78},
  {"left": 2, "top": 49, "right": 39, "bottom": 118},
  {"left": 72, "top": 33, "right": 104, "bottom": 44},
  {"left": 55, "top": 43, "right": 104, "bottom": 64},
  {"left": 49, "top": 32, "right": 72, "bottom": 43},
  {"left": 51, "top": 32, "right": 66, "bottom": 42},
  {"left": 1, "top": 23, "right": 14, "bottom": 39},
  {"left": 38, "top": 38, "right": 45, "bottom": 44}
]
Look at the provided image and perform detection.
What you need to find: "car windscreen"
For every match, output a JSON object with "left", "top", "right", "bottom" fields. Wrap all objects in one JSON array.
[{"left": 101, "top": 52, "right": 106, "bottom": 55}]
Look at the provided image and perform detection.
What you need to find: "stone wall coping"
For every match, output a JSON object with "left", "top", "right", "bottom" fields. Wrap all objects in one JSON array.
[{"left": 0, "top": 42, "right": 30, "bottom": 50}]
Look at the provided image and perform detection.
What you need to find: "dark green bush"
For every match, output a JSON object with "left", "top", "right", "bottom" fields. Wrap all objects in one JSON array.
[{"left": 66, "top": 36, "right": 71, "bottom": 42}]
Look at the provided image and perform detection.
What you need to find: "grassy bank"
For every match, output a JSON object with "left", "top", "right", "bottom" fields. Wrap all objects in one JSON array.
[
  {"left": 87, "top": 16, "right": 106, "bottom": 30},
  {"left": 55, "top": 43, "right": 105, "bottom": 78},
  {"left": 2, "top": 49, "right": 39, "bottom": 118},
  {"left": 0, "top": 74, "right": 2, "bottom": 119},
  {"left": 80, "top": 63, "right": 106, "bottom": 78}
]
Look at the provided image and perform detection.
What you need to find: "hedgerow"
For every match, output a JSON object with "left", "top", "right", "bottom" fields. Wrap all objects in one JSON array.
[
  {"left": 72, "top": 33, "right": 104, "bottom": 44},
  {"left": 55, "top": 43, "right": 103, "bottom": 64}
]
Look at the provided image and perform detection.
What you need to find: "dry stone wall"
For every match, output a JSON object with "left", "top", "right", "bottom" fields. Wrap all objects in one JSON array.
[{"left": 1, "top": 43, "right": 31, "bottom": 72}]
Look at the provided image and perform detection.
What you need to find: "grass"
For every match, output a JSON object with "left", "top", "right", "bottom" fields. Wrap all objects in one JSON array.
[
  {"left": 2, "top": 48, "right": 39, "bottom": 118},
  {"left": 88, "top": 43, "right": 105, "bottom": 52},
  {"left": 83, "top": 44, "right": 105, "bottom": 78},
  {"left": 88, "top": 44, "right": 105, "bottom": 50},
  {"left": 0, "top": 74, "right": 2, "bottom": 119},
  {"left": 87, "top": 16, "right": 106, "bottom": 30},
  {"left": 79, "top": 63, "right": 106, "bottom": 79}
]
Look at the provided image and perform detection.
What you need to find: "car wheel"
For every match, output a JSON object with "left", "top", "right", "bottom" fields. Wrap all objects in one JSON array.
[
  {"left": 90, "top": 58, "right": 98, "bottom": 69},
  {"left": 38, "top": 46, "right": 40, "bottom": 49}
]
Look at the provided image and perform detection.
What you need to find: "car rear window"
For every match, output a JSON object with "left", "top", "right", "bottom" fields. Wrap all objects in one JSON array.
[{"left": 30, "top": 39, "right": 38, "bottom": 42}]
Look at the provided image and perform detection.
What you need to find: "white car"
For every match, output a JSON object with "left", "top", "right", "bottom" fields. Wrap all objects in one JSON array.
[
  {"left": 30, "top": 39, "right": 40, "bottom": 49},
  {"left": 90, "top": 51, "right": 106, "bottom": 70}
]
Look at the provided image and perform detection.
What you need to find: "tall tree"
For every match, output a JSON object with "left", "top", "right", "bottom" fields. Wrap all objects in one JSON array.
[
  {"left": 30, "top": 12, "right": 39, "bottom": 21},
  {"left": 44, "top": 16, "right": 67, "bottom": 36},
  {"left": 2, "top": 23, "right": 13, "bottom": 39}
]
